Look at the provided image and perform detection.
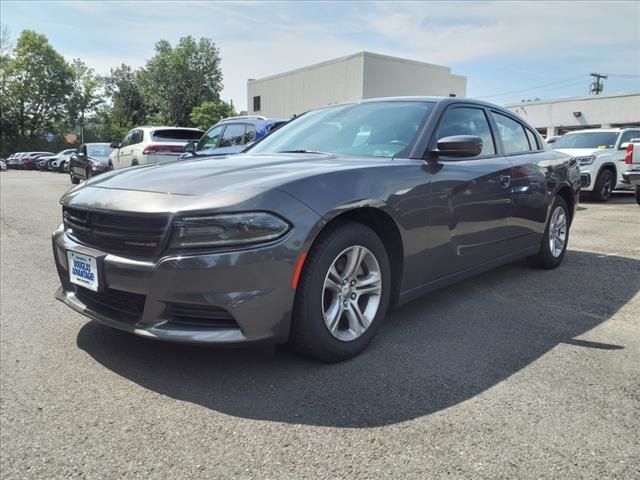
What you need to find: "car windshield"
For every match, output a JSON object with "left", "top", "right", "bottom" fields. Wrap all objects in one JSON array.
[
  {"left": 152, "top": 129, "right": 204, "bottom": 142},
  {"left": 553, "top": 132, "right": 618, "bottom": 149},
  {"left": 87, "top": 145, "right": 112, "bottom": 158},
  {"left": 249, "top": 101, "right": 436, "bottom": 158}
]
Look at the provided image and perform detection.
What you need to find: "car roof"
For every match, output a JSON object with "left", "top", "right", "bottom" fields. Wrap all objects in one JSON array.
[
  {"left": 306, "top": 96, "right": 519, "bottom": 117},
  {"left": 563, "top": 128, "right": 624, "bottom": 134},
  {"left": 218, "top": 117, "right": 288, "bottom": 125},
  {"left": 137, "top": 126, "right": 204, "bottom": 131}
]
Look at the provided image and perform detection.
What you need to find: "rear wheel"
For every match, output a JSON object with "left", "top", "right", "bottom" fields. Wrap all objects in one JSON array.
[
  {"left": 70, "top": 172, "right": 79, "bottom": 184},
  {"left": 527, "top": 196, "right": 570, "bottom": 269},
  {"left": 590, "top": 169, "right": 613, "bottom": 202},
  {"left": 290, "top": 222, "right": 391, "bottom": 362}
]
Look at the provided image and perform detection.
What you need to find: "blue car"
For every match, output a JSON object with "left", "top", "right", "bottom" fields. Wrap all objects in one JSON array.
[{"left": 182, "top": 116, "right": 288, "bottom": 158}]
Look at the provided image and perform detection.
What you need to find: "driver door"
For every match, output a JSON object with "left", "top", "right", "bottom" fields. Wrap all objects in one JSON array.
[{"left": 426, "top": 105, "right": 514, "bottom": 280}]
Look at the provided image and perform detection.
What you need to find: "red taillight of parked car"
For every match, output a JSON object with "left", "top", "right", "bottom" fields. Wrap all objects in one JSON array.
[
  {"left": 625, "top": 144, "right": 634, "bottom": 164},
  {"left": 142, "top": 144, "right": 185, "bottom": 155}
]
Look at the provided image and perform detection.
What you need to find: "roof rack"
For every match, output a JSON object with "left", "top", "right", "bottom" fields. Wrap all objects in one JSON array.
[{"left": 223, "top": 115, "right": 267, "bottom": 121}]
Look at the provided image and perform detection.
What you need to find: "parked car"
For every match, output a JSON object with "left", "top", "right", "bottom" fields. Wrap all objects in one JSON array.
[
  {"left": 36, "top": 155, "right": 53, "bottom": 170},
  {"left": 6, "top": 153, "right": 25, "bottom": 169},
  {"left": 20, "top": 151, "right": 55, "bottom": 170},
  {"left": 621, "top": 138, "right": 640, "bottom": 205},
  {"left": 0, "top": 159, "right": 6, "bottom": 171},
  {"left": 109, "top": 126, "right": 204, "bottom": 169},
  {"left": 552, "top": 127, "right": 640, "bottom": 201},
  {"left": 69, "top": 143, "right": 113, "bottom": 184},
  {"left": 181, "top": 116, "right": 288, "bottom": 159},
  {"left": 53, "top": 97, "right": 580, "bottom": 362},
  {"left": 47, "top": 149, "right": 77, "bottom": 172}
]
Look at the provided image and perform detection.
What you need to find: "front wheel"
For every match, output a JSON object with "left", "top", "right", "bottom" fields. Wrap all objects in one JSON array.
[
  {"left": 527, "top": 196, "right": 570, "bottom": 269},
  {"left": 290, "top": 222, "right": 391, "bottom": 362}
]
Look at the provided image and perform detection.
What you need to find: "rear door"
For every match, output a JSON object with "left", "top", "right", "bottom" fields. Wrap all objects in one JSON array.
[
  {"left": 490, "top": 110, "right": 549, "bottom": 252},
  {"left": 427, "top": 104, "right": 514, "bottom": 278}
]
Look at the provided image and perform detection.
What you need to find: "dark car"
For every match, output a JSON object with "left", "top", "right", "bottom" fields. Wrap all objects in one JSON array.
[
  {"left": 53, "top": 97, "right": 580, "bottom": 362},
  {"left": 69, "top": 143, "right": 113, "bottom": 184},
  {"left": 181, "top": 116, "right": 288, "bottom": 159},
  {"left": 22, "top": 151, "right": 55, "bottom": 170}
]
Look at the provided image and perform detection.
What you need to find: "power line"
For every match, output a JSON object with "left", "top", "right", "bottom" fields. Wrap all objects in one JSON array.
[
  {"left": 602, "top": 73, "right": 640, "bottom": 78},
  {"left": 477, "top": 76, "right": 588, "bottom": 99}
]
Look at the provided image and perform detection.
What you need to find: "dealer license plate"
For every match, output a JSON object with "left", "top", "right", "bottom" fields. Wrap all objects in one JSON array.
[{"left": 67, "top": 251, "right": 100, "bottom": 292}]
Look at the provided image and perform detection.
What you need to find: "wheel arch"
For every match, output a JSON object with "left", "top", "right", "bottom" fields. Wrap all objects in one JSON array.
[{"left": 302, "top": 206, "right": 405, "bottom": 308}]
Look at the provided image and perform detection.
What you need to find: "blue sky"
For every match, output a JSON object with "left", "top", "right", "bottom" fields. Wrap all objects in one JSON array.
[{"left": 2, "top": 1, "right": 639, "bottom": 111}]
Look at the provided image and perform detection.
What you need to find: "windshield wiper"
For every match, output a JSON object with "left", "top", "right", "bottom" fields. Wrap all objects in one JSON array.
[{"left": 277, "top": 149, "right": 328, "bottom": 154}]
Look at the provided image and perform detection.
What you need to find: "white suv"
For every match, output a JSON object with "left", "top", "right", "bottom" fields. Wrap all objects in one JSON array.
[
  {"left": 109, "top": 126, "right": 204, "bottom": 169},
  {"left": 553, "top": 127, "right": 640, "bottom": 202}
]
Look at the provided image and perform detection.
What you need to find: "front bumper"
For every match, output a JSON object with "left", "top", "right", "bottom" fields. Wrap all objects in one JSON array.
[{"left": 52, "top": 225, "right": 301, "bottom": 345}]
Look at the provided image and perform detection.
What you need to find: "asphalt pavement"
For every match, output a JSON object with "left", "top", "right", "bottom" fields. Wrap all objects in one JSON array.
[{"left": 1, "top": 170, "right": 639, "bottom": 479}]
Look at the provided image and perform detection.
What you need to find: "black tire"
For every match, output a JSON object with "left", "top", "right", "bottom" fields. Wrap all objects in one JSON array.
[
  {"left": 70, "top": 173, "right": 79, "bottom": 184},
  {"left": 108, "top": 162, "right": 114, "bottom": 171},
  {"left": 635, "top": 186, "right": 640, "bottom": 206},
  {"left": 289, "top": 221, "right": 391, "bottom": 362},
  {"left": 131, "top": 160, "right": 139, "bottom": 166},
  {"left": 590, "top": 168, "right": 614, "bottom": 202},
  {"left": 527, "top": 196, "right": 570, "bottom": 269}
]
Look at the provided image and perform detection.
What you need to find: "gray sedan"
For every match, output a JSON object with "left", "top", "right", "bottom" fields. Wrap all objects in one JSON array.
[{"left": 52, "top": 97, "right": 580, "bottom": 361}]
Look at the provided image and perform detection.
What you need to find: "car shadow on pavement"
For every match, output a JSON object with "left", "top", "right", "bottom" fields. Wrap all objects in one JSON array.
[{"left": 76, "top": 250, "right": 640, "bottom": 428}]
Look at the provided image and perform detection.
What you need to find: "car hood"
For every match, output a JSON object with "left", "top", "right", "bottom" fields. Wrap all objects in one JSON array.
[
  {"left": 553, "top": 147, "right": 612, "bottom": 157},
  {"left": 82, "top": 153, "right": 384, "bottom": 195},
  {"left": 61, "top": 153, "right": 389, "bottom": 213}
]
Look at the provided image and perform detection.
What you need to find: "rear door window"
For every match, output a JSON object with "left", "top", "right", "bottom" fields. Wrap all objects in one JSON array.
[
  {"left": 219, "top": 124, "right": 246, "bottom": 147},
  {"left": 492, "top": 112, "right": 531, "bottom": 154},
  {"left": 436, "top": 107, "right": 496, "bottom": 156},
  {"left": 152, "top": 129, "right": 203, "bottom": 142},
  {"left": 244, "top": 125, "right": 257, "bottom": 144},
  {"left": 525, "top": 128, "right": 540, "bottom": 151}
]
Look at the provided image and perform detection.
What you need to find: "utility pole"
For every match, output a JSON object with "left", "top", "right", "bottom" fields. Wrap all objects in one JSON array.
[{"left": 589, "top": 73, "right": 607, "bottom": 95}]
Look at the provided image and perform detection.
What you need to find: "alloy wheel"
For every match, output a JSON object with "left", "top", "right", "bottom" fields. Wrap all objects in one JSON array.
[
  {"left": 322, "top": 245, "right": 382, "bottom": 342},
  {"left": 548, "top": 206, "right": 567, "bottom": 258}
]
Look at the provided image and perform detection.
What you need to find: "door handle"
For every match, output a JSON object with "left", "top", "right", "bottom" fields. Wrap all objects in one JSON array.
[{"left": 500, "top": 175, "right": 511, "bottom": 188}]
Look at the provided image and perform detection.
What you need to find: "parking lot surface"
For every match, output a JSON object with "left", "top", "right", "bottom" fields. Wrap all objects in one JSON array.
[{"left": 1, "top": 171, "right": 639, "bottom": 479}]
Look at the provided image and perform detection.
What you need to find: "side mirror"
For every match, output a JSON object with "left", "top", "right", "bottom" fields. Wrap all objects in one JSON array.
[
  {"left": 76, "top": 152, "right": 86, "bottom": 158},
  {"left": 430, "top": 135, "right": 483, "bottom": 158},
  {"left": 109, "top": 141, "right": 121, "bottom": 149},
  {"left": 184, "top": 141, "right": 196, "bottom": 154},
  {"left": 619, "top": 142, "right": 629, "bottom": 150}
]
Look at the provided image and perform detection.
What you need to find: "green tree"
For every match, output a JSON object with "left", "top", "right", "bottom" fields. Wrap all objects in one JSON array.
[
  {"left": 140, "top": 36, "right": 223, "bottom": 126},
  {"left": 103, "top": 63, "right": 146, "bottom": 130},
  {"left": 68, "top": 58, "right": 104, "bottom": 143},
  {"left": 2, "top": 30, "right": 73, "bottom": 138},
  {"left": 190, "top": 101, "right": 235, "bottom": 130}
]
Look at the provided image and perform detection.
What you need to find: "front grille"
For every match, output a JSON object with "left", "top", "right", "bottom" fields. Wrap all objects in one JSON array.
[
  {"left": 63, "top": 207, "right": 169, "bottom": 256},
  {"left": 167, "top": 303, "right": 238, "bottom": 329},
  {"left": 75, "top": 286, "right": 147, "bottom": 321}
]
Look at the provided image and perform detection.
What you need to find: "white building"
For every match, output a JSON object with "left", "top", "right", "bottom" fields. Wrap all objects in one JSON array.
[
  {"left": 247, "top": 51, "right": 467, "bottom": 118},
  {"left": 506, "top": 92, "right": 640, "bottom": 138}
]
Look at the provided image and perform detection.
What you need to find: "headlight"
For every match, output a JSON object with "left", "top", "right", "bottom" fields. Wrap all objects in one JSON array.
[
  {"left": 170, "top": 212, "right": 291, "bottom": 248},
  {"left": 576, "top": 156, "right": 596, "bottom": 166}
]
